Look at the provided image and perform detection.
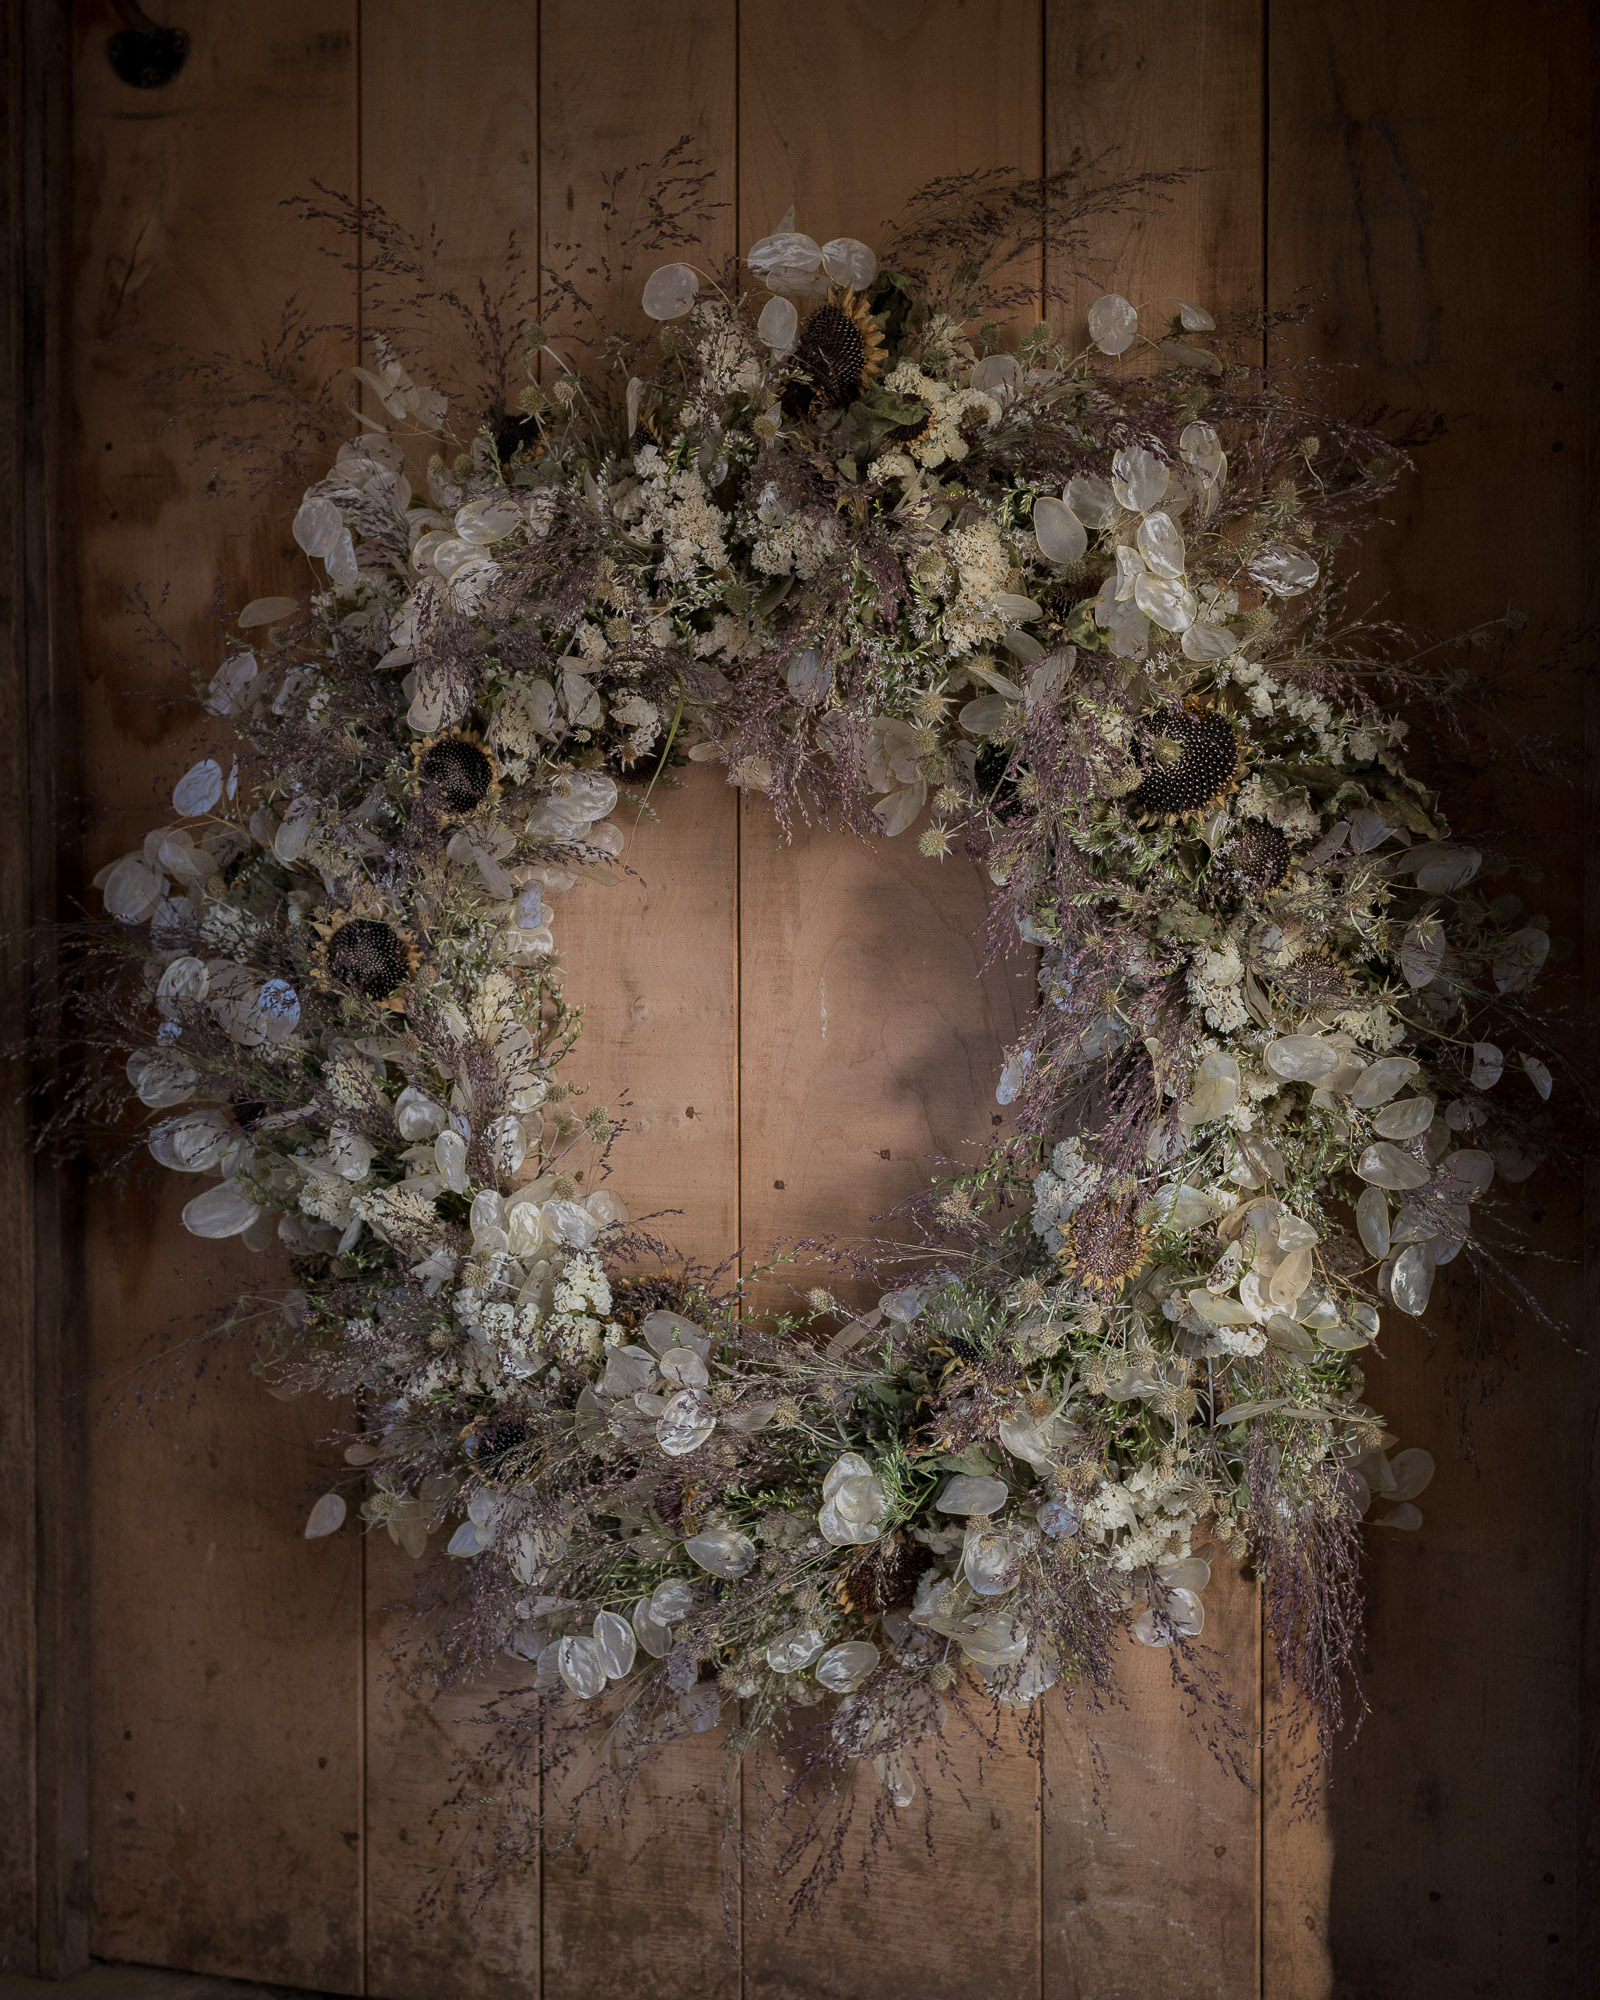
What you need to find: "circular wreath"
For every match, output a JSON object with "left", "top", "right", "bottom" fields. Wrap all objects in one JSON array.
[{"left": 82, "top": 169, "right": 1555, "bottom": 1876}]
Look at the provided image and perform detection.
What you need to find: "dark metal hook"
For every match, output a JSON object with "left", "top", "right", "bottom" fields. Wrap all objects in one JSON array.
[{"left": 108, "top": 1, "right": 190, "bottom": 89}]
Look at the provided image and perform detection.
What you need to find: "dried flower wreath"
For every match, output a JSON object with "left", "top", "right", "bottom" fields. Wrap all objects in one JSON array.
[{"left": 77, "top": 159, "right": 1560, "bottom": 1899}]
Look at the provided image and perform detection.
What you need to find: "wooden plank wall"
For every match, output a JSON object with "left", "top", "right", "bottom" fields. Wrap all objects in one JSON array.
[
  {"left": 1, "top": 0, "right": 83, "bottom": 1980},
  {"left": 29, "top": 1, "right": 1589, "bottom": 1995}
]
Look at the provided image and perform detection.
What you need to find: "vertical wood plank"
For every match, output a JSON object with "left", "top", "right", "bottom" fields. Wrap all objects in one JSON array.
[
  {"left": 535, "top": 9, "right": 744, "bottom": 1999},
  {"left": 73, "top": 3, "right": 364, "bottom": 1987},
  {"left": 356, "top": 8, "right": 542, "bottom": 1994},
  {"left": 0, "top": 1, "right": 40, "bottom": 1959},
  {"left": 1045, "top": 1583, "right": 1261, "bottom": 1997},
  {"left": 1268, "top": 7, "right": 1593, "bottom": 1995},
  {"left": 0, "top": 0, "right": 82, "bottom": 1975},
  {"left": 737, "top": 6, "right": 1044, "bottom": 1995},
  {"left": 364, "top": 1542, "right": 543, "bottom": 2000},
  {"left": 1045, "top": 0, "right": 1263, "bottom": 330},
  {"left": 1041, "top": 9, "right": 1269, "bottom": 1996}
]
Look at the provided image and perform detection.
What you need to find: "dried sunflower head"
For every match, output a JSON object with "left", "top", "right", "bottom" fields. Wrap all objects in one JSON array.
[
  {"left": 460, "top": 1414, "right": 534, "bottom": 1483},
  {"left": 1227, "top": 817, "right": 1293, "bottom": 892},
  {"left": 779, "top": 286, "right": 887, "bottom": 419},
  {"left": 412, "top": 731, "right": 499, "bottom": 815},
  {"left": 835, "top": 1532, "right": 932, "bottom": 1617},
  {"left": 608, "top": 1272, "right": 692, "bottom": 1329},
  {"left": 1128, "top": 706, "right": 1241, "bottom": 822},
  {"left": 1058, "top": 1185, "right": 1152, "bottom": 1296},
  {"left": 311, "top": 911, "right": 419, "bottom": 1010}
]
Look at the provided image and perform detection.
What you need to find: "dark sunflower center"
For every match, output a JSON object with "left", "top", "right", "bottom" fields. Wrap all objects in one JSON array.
[
  {"left": 418, "top": 737, "right": 493, "bottom": 813},
  {"left": 465, "top": 1416, "right": 531, "bottom": 1472},
  {"left": 782, "top": 302, "right": 867, "bottom": 418},
  {"left": 326, "top": 919, "right": 409, "bottom": 1000},
  {"left": 974, "top": 741, "right": 1025, "bottom": 820},
  {"left": 837, "top": 1534, "right": 933, "bottom": 1617},
  {"left": 1230, "top": 818, "right": 1292, "bottom": 890},
  {"left": 883, "top": 405, "right": 932, "bottom": 446},
  {"left": 609, "top": 1275, "right": 690, "bottom": 1329},
  {"left": 488, "top": 405, "right": 539, "bottom": 468},
  {"left": 1129, "top": 709, "right": 1240, "bottom": 820}
]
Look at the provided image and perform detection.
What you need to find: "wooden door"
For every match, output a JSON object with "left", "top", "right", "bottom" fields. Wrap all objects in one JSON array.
[{"left": 2, "top": 3, "right": 1590, "bottom": 1995}]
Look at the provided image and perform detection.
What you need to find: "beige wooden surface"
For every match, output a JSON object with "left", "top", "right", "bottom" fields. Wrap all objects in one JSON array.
[
  {"left": 73, "top": 4, "right": 364, "bottom": 1989},
  {"left": 53, "top": 2, "right": 1595, "bottom": 1997}
]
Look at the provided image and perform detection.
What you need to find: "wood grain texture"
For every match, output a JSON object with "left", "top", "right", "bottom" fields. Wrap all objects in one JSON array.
[
  {"left": 554, "top": 765, "right": 741, "bottom": 1292},
  {"left": 73, "top": 2, "right": 364, "bottom": 1987},
  {"left": 363, "top": 1537, "right": 541, "bottom": 2000},
  {"left": 0, "top": 4, "right": 38, "bottom": 1952},
  {"left": 736, "top": 812, "right": 1035, "bottom": 1300},
  {"left": 1268, "top": 6, "right": 1593, "bottom": 1996},
  {"left": 1041, "top": 11, "right": 1270, "bottom": 1995},
  {"left": 1044, "top": 0, "right": 1262, "bottom": 335},
  {"left": 83, "top": 1210, "right": 364, "bottom": 1992},
  {"left": 743, "top": 1708, "right": 1042, "bottom": 2000},
  {"left": 39, "top": 3, "right": 1596, "bottom": 1992},
  {"left": 356, "top": 10, "right": 541, "bottom": 1993},
  {"left": 734, "top": 0, "right": 1043, "bottom": 1286},
  {"left": 1044, "top": 1574, "right": 1260, "bottom": 1999},
  {"left": 0, "top": 0, "right": 83, "bottom": 1976},
  {"left": 737, "top": 7, "right": 1044, "bottom": 1993},
  {"left": 536, "top": 9, "right": 743, "bottom": 1996},
  {"left": 738, "top": 0, "right": 1044, "bottom": 259}
]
